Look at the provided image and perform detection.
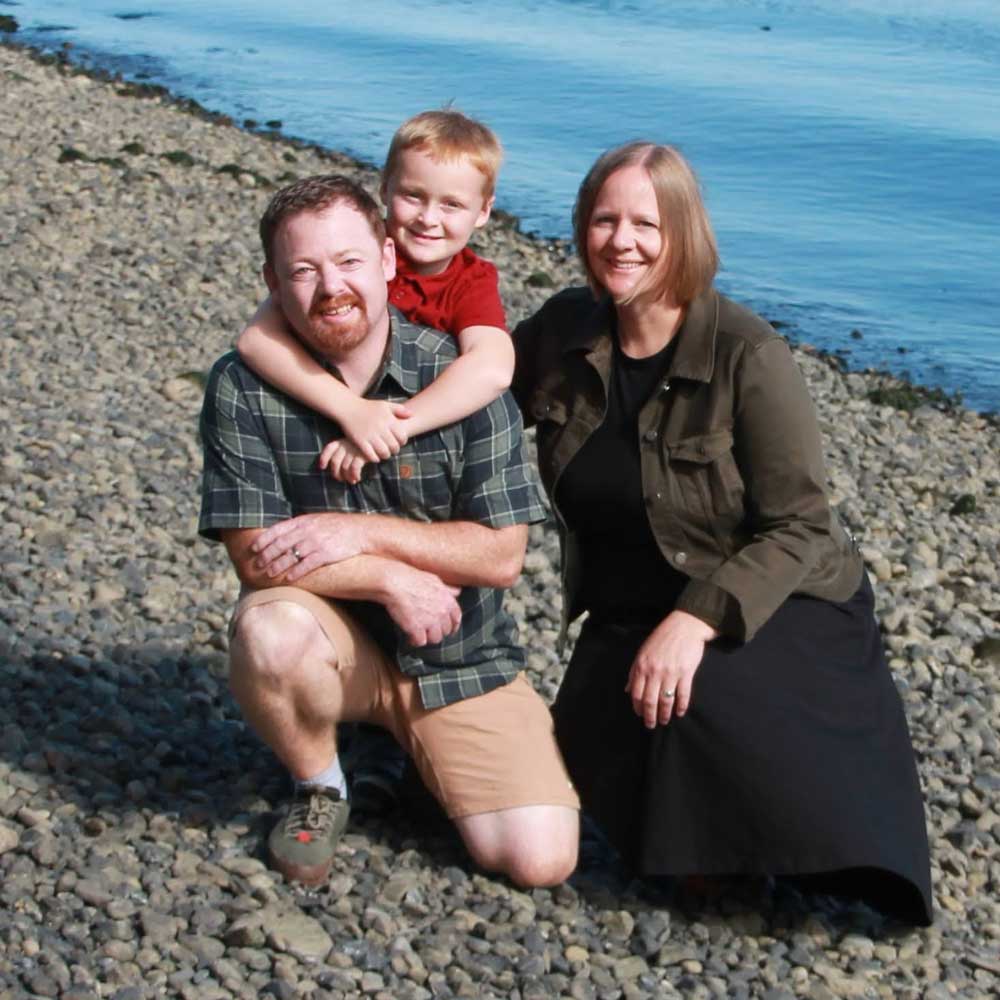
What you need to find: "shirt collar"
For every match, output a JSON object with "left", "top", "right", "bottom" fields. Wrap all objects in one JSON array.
[
  {"left": 307, "top": 310, "right": 421, "bottom": 399},
  {"left": 368, "top": 309, "right": 424, "bottom": 398},
  {"left": 394, "top": 247, "right": 468, "bottom": 287}
]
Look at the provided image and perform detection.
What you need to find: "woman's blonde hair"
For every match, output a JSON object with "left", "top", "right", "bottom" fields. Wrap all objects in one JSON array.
[{"left": 573, "top": 142, "right": 719, "bottom": 306}]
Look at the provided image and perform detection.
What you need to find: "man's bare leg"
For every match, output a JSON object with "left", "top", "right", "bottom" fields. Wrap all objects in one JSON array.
[
  {"left": 456, "top": 805, "right": 579, "bottom": 888},
  {"left": 228, "top": 599, "right": 357, "bottom": 885},
  {"left": 229, "top": 600, "right": 349, "bottom": 780}
]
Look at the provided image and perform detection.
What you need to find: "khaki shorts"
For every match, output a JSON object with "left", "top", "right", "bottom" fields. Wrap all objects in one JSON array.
[{"left": 230, "top": 587, "right": 579, "bottom": 819}]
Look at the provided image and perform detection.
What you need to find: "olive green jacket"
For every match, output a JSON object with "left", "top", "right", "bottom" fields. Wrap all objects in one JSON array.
[{"left": 512, "top": 286, "right": 863, "bottom": 643}]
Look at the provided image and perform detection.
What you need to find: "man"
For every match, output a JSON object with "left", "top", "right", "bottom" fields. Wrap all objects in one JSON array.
[{"left": 198, "top": 175, "right": 579, "bottom": 888}]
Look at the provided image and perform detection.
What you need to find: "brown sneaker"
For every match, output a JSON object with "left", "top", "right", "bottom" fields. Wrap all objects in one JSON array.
[{"left": 267, "top": 786, "right": 349, "bottom": 886}]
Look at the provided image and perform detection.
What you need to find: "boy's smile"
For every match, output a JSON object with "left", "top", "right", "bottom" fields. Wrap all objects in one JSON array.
[{"left": 383, "top": 147, "right": 494, "bottom": 276}]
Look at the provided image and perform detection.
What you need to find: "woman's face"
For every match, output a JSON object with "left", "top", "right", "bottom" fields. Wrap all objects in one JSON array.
[{"left": 586, "top": 164, "right": 664, "bottom": 302}]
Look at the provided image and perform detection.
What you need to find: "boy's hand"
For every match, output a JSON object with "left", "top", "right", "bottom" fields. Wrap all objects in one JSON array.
[
  {"left": 319, "top": 438, "right": 369, "bottom": 485},
  {"left": 340, "top": 397, "right": 412, "bottom": 462}
]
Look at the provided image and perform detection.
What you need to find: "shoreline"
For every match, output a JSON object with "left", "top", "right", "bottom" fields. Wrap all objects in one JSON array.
[
  {"left": 2, "top": 37, "right": 1000, "bottom": 1000},
  {"left": 3, "top": 34, "right": 990, "bottom": 418}
]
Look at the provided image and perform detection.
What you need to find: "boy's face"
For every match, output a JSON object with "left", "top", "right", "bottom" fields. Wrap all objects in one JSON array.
[{"left": 382, "top": 148, "right": 493, "bottom": 276}]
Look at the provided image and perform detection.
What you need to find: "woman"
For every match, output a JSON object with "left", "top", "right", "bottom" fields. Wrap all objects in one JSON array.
[{"left": 512, "top": 142, "right": 932, "bottom": 924}]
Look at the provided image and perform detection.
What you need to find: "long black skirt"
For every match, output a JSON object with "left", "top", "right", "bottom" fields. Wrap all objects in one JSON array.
[{"left": 553, "top": 576, "right": 933, "bottom": 924}]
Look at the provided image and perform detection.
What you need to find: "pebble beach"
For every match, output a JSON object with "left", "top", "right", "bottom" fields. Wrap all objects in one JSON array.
[{"left": 2, "top": 36, "right": 1000, "bottom": 1000}]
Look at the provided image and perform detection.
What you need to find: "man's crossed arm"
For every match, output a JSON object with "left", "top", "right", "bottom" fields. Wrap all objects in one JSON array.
[{"left": 222, "top": 514, "right": 528, "bottom": 648}]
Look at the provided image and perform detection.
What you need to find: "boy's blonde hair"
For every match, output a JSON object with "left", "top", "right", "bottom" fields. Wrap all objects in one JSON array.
[
  {"left": 383, "top": 109, "right": 503, "bottom": 199},
  {"left": 573, "top": 141, "right": 719, "bottom": 307}
]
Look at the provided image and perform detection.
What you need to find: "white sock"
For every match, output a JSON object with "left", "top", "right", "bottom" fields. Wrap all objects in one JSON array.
[{"left": 297, "top": 755, "right": 347, "bottom": 799}]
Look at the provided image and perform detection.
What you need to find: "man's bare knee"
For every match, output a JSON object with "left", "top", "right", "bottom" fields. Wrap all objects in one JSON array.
[
  {"left": 505, "top": 847, "right": 578, "bottom": 889},
  {"left": 459, "top": 806, "right": 579, "bottom": 888},
  {"left": 230, "top": 600, "right": 333, "bottom": 688},
  {"left": 467, "top": 839, "right": 577, "bottom": 888}
]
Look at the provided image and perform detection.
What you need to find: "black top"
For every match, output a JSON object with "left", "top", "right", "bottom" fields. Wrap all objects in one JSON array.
[{"left": 556, "top": 332, "right": 686, "bottom": 626}]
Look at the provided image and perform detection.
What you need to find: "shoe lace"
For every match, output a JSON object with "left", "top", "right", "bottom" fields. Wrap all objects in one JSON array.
[{"left": 285, "top": 788, "right": 339, "bottom": 835}]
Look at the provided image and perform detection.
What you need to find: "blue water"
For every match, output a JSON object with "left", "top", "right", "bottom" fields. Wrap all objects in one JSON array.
[{"left": 9, "top": 0, "right": 1000, "bottom": 410}]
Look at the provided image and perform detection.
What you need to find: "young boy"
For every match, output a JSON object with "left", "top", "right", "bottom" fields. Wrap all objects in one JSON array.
[{"left": 237, "top": 109, "right": 513, "bottom": 484}]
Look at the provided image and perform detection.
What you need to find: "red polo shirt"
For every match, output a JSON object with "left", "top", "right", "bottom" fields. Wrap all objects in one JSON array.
[{"left": 388, "top": 247, "right": 507, "bottom": 336}]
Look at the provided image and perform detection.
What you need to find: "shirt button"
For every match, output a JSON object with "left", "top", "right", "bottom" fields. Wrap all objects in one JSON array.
[
  {"left": 643, "top": 429, "right": 658, "bottom": 443},
  {"left": 675, "top": 551, "right": 688, "bottom": 565}
]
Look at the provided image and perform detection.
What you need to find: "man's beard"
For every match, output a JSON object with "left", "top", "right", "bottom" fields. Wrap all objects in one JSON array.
[{"left": 305, "top": 294, "right": 369, "bottom": 355}]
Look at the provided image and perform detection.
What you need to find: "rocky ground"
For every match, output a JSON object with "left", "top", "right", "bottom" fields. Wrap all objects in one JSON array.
[{"left": 2, "top": 39, "right": 1000, "bottom": 1000}]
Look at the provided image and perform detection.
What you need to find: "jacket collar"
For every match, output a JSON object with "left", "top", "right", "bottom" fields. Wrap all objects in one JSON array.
[
  {"left": 559, "top": 288, "right": 719, "bottom": 384},
  {"left": 668, "top": 289, "right": 719, "bottom": 384}
]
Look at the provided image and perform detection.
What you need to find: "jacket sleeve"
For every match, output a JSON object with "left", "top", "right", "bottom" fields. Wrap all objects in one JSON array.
[{"left": 674, "top": 336, "right": 836, "bottom": 641}]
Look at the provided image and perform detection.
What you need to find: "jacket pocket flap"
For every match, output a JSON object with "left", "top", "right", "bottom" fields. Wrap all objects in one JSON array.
[{"left": 668, "top": 428, "right": 734, "bottom": 463}]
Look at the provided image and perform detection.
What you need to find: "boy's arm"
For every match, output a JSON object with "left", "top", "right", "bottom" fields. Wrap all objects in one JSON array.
[
  {"left": 318, "top": 325, "right": 515, "bottom": 482},
  {"left": 399, "top": 325, "right": 515, "bottom": 436},
  {"left": 237, "top": 296, "right": 410, "bottom": 462}
]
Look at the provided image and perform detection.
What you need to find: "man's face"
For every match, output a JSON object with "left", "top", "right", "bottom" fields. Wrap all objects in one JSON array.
[{"left": 264, "top": 202, "right": 396, "bottom": 360}]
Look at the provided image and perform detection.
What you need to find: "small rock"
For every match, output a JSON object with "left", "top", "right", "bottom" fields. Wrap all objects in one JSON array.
[
  {"left": 265, "top": 907, "right": 334, "bottom": 961},
  {"left": 0, "top": 821, "right": 19, "bottom": 855}
]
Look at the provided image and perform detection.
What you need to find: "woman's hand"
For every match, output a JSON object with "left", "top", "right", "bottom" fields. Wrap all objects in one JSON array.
[{"left": 626, "top": 610, "right": 719, "bottom": 728}]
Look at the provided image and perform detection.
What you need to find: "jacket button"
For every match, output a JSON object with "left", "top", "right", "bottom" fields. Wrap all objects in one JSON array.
[
  {"left": 661, "top": 381, "right": 671, "bottom": 393},
  {"left": 643, "top": 429, "right": 658, "bottom": 443},
  {"left": 675, "top": 551, "right": 688, "bottom": 565}
]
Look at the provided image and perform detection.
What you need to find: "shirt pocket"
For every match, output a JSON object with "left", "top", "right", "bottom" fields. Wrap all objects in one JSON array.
[
  {"left": 358, "top": 440, "right": 457, "bottom": 522},
  {"left": 666, "top": 427, "right": 745, "bottom": 540}
]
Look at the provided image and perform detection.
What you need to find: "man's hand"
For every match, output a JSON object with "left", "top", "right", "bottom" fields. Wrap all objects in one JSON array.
[
  {"left": 625, "top": 610, "right": 718, "bottom": 728},
  {"left": 383, "top": 563, "right": 462, "bottom": 647},
  {"left": 251, "top": 512, "right": 365, "bottom": 581}
]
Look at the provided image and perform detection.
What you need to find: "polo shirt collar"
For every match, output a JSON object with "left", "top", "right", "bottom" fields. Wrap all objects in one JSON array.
[{"left": 394, "top": 247, "right": 467, "bottom": 288}]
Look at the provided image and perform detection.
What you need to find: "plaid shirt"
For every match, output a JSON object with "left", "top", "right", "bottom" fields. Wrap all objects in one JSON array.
[{"left": 199, "top": 309, "right": 547, "bottom": 708}]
